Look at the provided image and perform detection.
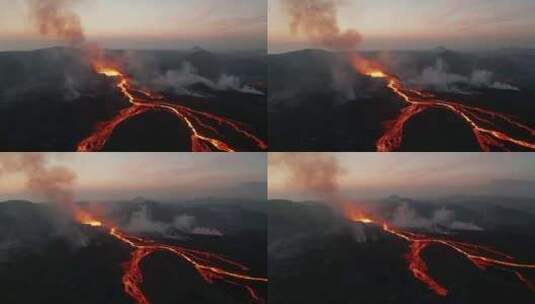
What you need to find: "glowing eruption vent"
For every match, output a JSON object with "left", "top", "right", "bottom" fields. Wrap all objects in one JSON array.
[
  {"left": 76, "top": 211, "right": 102, "bottom": 227},
  {"left": 97, "top": 68, "right": 122, "bottom": 77},
  {"left": 368, "top": 71, "right": 387, "bottom": 78},
  {"left": 84, "top": 220, "right": 102, "bottom": 227}
]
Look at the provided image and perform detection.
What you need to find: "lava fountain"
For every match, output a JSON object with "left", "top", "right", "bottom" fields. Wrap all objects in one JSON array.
[{"left": 352, "top": 57, "right": 535, "bottom": 152}]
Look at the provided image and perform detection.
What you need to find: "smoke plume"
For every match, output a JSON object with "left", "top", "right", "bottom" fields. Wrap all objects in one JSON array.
[
  {"left": 0, "top": 153, "right": 91, "bottom": 250},
  {"left": 270, "top": 153, "right": 343, "bottom": 199},
  {"left": 27, "top": 0, "right": 85, "bottom": 45},
  {"left": 0, "top": 153, "right": 76, "bottom": 204},
  {"left": 281, "top": 0, "right": 361, "bottom": 50}
]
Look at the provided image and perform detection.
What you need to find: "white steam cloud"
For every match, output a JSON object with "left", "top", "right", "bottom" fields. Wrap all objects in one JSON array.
[
  {"left": 391, "top": 203, "right": 483, "bottom": 232},
  {"left": 351, "top": 224, "right": 367, "bottom": 243},
  {"left": 63, "top": 73, "right": 81, "bottom": 100},
  {"left": 125, "top": 206, "right": 223, "bottom": 237},
  {"left": 450, "top": 221, "right": 484, "bottom": 231},
  {"left": 173, "top": 214, "right": 223, "bottom": 236},
  {"left": 153, "top": 62, "right": 263, "bottom": 97},
  {"left": 408, "top": 59, "right": 519, "bottom": 93}
]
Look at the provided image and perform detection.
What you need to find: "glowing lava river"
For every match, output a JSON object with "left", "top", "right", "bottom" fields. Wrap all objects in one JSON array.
[
  {"left": 79, "top": 215, "right": 267, "bottom": 304},
  {"left": 352, "top": 58, "right": 535, "bottom": 152},
  {"left": 347, "top": 212, "right": 535, "bottom": 297},
  {"left": 76, "top": 59, "right": 267, "bottom": 152}
]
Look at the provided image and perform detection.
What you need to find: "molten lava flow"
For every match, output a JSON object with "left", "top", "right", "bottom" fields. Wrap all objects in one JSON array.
[
  {"left": 352, "top": 57, "right": 535, "bottom": 152},
  {"left": 77, "top": 213, "right": 267, "bottom": 304},
  {"left": 348, "top": 213, "right": 535, "bottom": 297},
  {"left": 407, "top": 241, "right": 448, "bottom": 296},
  {"left": 77, "top": 105, "right": 150, "bottom": 152},
  {"left": 109, "top": 228, "right": 267, "bottom": 304},
  {"left": 77, "top": 61, "right": 267, "bottom": 152},
  {"left": 122, "top": 248, "right": 152, "bottom": 304}
]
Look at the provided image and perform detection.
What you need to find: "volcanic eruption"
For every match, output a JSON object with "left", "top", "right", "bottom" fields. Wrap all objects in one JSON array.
[
  {"left": 25, "top": 0, "right": 267, "bottom": 152},
  {"left": 278, "top": 0, "right": 535, "bottom": 151},
  {"left": 346, "top": 208, "right": 535, "bottom": 296},
  {"left": 352, "top": 57, "right": 535, "bottom": 152},
  {"left": 77, "top": 216, "right": 267, "bottom": 304},
  {"left": 77, "top": 59, "right": 267, "bottom": 152},
  {"left": 271, "top": 153, "right": 535, "bottom": 298},
  {"left": 1, "top": 153, "right": 267, "bottom": 303}
]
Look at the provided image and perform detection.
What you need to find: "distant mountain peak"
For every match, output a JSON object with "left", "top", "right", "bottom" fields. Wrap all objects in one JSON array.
[
  {"left": 432, "top": 46, "right": 450, "bottom": 54},
  {"left": 0, "top": 200, "right": 34, "bottom": 206},
  {"left": 131, "top": 196, "right": 149, "bottom": 204},
  {"left": 190, "top": 46, "right": 208, "bottom": 53},
  {"left": 386, "top": 195, "right": 403, "bottom": 201}
]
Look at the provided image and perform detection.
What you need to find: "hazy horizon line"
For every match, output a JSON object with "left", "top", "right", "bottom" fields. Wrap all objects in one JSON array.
[
  {"left": 0, "top": 45, "right": 268, "bottom": 54},
  {"left": 268, "top": 192, "right": 535, "bottom": 203},
  {"left": 267, "top": 46, "right": 535, "bottom": 55},
  {"left": 0, "top": 196, "right": 267, "bottom": 204}
]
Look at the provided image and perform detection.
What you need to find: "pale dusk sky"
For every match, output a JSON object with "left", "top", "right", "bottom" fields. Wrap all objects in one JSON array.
[
  {"left": 0, "top": 0, "right": 266, "bottom": 51},
  {"left": 269, "top": 0, "right": 535, "bottom": 53},
  {"left": 269, "top": 153, "right": 535, "bottom": 200},
  {"left": 0, "top": 153, "right": 267, "bottom": 202}
]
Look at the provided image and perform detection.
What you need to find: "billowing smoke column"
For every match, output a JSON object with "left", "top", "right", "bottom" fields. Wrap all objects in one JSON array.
[
  {"left": 28, "top": 0, "right": 85, "bottom": 45},
  {"left": 281, "top": 0, "right": 361, "bottom": 50},
  {"left": 270, "top": 153, "right": 342, "bottom": 200},
  {"left": 0, "top": 153, "right": 76, "bottom": 204}
]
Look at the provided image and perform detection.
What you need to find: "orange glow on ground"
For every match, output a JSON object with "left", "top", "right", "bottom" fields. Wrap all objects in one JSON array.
[
  {"left": 76, "top": 211, "right": 103, "bottom": 227},
  {"left": 85, "top": 220, "right": 103, "bottom": 227},
  {"left": 97, "top": 68, "right": 122, "bottom": 77},
  {"left": 357, "top": 218, "right": 374, "bottom": 224},
  {"left": 352, "top": 57, "right": 388, "bottom": 79},
  {"left": 368, "top": 71, "right": 387, "bottom": 78},
  {"left": 344, "top": 204, "right": 375, "bottom": 224}
]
